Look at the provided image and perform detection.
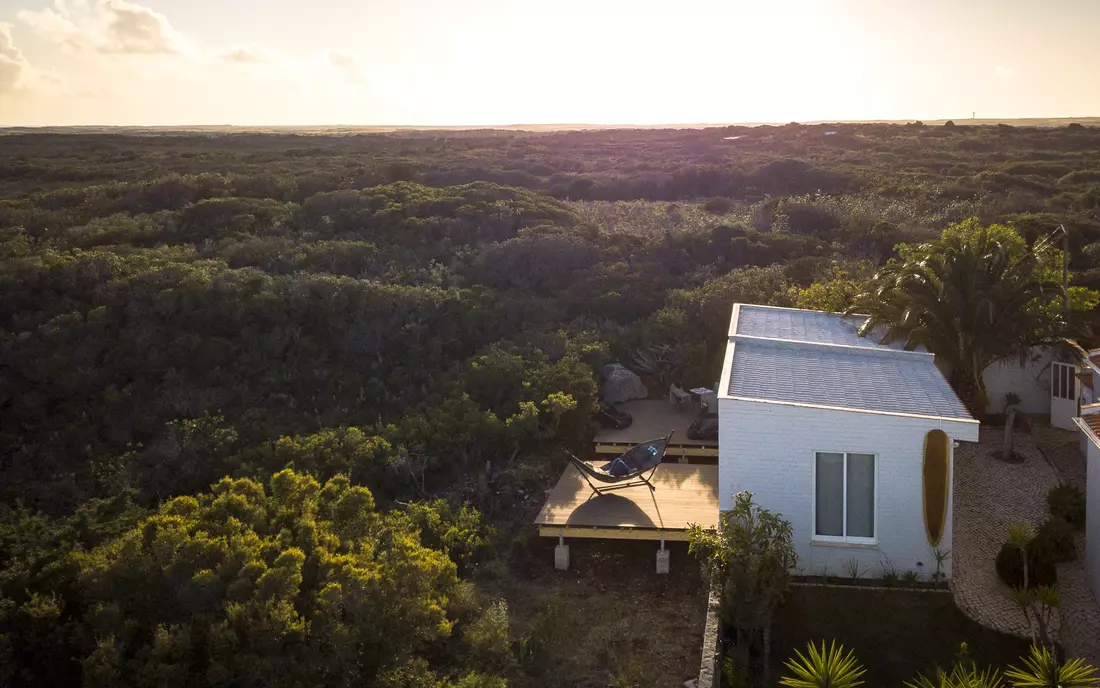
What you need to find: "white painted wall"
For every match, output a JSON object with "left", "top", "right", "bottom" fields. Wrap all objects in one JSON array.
[
  {"left": 1086, "top": 435, "right": 1100, "bottom": 598},
  {"left": 717, "top": 398, "right": 979, "bottom": 580},
  {"left": 982, "top": 347, "right": 1055, "bottom": 415}
]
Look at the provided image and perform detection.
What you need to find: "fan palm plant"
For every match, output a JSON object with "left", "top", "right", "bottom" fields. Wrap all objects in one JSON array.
[
  {"left": 851, "top": 220, "right": 1096, "bottom": 414},
  {"left": 1004, "top": 645, "right": 1099, "bottom": 688},
  {"left": 780, "top": 640, "right": 866, "bottom": 688}
]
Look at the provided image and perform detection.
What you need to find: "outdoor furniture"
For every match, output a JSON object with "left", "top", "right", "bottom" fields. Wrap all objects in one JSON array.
[
  {"left": 669, "top": 383, "right": 692, "bottom": 411},
  {"left": 691, "top": 386, "right": 717, "bottom": 412},
  {"left": 567, "top": 431, "right": 673, "bottom": 496}
]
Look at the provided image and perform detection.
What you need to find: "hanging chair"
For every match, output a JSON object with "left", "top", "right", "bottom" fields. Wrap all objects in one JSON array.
[{"left": 567, "top": 431, "right": 673, "bottom": 496}]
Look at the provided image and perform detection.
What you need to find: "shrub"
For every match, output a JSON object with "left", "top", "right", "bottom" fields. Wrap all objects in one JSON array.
[
  {"left": 703, "top": 196, "right": 734, "bottom": 214},
  {"left": 462, "top": 600, "right": 512, "bottom": 672},
  {"left": 1047, "top": 484, "right": 1085, "bottom": 530},
  {"left": 1033, "top": 517, "right": 1077, "bottom": 563},
  {"left": 995, "top": 541, "right": 1057, "bottom": 589}
]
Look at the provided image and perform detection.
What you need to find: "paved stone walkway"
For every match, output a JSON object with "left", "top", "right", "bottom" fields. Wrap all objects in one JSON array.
[
  {"left": 1032, "top": 425, "right": 1100, "bottom": 667},
  {"left": 952, "top": 427, "right": 1060, "bottom": 639}
]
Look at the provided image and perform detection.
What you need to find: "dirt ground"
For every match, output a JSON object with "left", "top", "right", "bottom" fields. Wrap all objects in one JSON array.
[{"left": 478, "top": 537, "right": 708, "bottom": 688}]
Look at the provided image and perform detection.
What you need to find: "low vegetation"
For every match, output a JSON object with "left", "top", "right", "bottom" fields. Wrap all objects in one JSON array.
[
  {"left": 779, "top": 641, "right": 1098, "bottom": 688},
  {"left": 1047, "top": 484, "right": 1087, "bottom": 530},
  {"left": 3, "top": 123, "right": 1100, "bottom": 685}
]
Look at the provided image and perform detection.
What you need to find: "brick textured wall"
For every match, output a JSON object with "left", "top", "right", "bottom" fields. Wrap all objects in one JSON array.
[{"left": 718, "top": 398, "right": 978, "bottom": 580}]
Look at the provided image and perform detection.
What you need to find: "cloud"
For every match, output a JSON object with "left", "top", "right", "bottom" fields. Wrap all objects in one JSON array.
[
  {"left": 0, "top": 22, "right": 38, "bottom": 94},
  {"left": 218, "top": 43, "right": 277, "bottom": 63},
  {"left": 994, "top": 65, "right": 1016, "bottom": 78},
  {"left": 329, "top": 52, "right": 366, "bottom": 85},
  {"left": 16, "top": 6, "right": 84, "bottom": 51},
  {"left": 98, "top": 0, "right": 185, "bottom": 54},
  {"left": 18, "top": 0, "right": 190, "bottom": 55}
]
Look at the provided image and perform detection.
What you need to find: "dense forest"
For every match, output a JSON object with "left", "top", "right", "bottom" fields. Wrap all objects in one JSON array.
[{"left": 3, "top": 122, "right": 1100, "bottom": 686}]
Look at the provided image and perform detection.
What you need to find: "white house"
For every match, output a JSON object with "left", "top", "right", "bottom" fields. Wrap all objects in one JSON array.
[{"left": 717, "top": 304, "right": 980, "bottom": 580}]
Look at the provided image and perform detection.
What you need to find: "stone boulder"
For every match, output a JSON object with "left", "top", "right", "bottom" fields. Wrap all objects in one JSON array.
[{"left": 600, "top": 363, "right": 648, "bottom": 403}]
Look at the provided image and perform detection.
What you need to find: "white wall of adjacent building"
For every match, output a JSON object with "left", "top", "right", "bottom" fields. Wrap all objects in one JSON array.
[
  {"left": 980, "top": 346, "right": 1084, "bottom": 430},
  {"left": 1085, "top": 434, "right": 1100, "bottom": 598},
  {"left": 981, "top": 347, "right": 1056, "bottom": 415},
  {"left": 717, "top": 398, "right": 978, "bottom": 580}
]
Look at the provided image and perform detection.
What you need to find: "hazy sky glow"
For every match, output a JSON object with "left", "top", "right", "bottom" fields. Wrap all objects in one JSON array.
[{"left": 1, "top": 0, "right": 1099, "bottom": 126}]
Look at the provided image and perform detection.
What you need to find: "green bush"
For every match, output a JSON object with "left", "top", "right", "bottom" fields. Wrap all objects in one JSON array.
[
  {"left": 1047, "top": 484, "right": 1086, "bottom": 530},
  {"left": 462, "top": 600, "right": 512, "bottom": 672},
  {"left": 1033, "top": 517, "right": 1077, "bottom": 563},
  {"left": 703, "top": 196, "right": 733, "bottom": 214},
  {"left": 995, "top": 541, "right": 1057, "bottom": 589}
]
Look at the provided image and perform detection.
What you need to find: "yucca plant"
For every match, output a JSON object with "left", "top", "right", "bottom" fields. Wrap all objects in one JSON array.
[
  {"left": 907, "top": 663, "right": 1003, "bottom": 688},
  {"left": 780, "top": 640, "right": 866, "bottom": 688},
  {"left": 1005, "top": 646, "right": 1099, "bottom": 688}
]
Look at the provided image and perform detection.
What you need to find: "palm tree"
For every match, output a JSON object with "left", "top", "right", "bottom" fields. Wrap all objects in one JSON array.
[{"left": 851, "top": 220, "right": 1086, "bottom": 414}]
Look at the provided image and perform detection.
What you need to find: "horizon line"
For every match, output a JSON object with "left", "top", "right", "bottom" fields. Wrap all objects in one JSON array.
[{"left": 3, "top": 116, "right": 1100, "bottom": 132}]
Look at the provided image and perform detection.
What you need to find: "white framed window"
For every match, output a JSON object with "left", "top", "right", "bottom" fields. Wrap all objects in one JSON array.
[
  {"left": 1052, "top": 362, "right": 1077, "bottom": 401},
  {"left": 812, "top": 451, "right": 877, "bottom": 544}
]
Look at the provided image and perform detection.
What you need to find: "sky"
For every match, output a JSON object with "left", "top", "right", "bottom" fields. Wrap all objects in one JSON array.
[{"left": 1, "top": 0, "right": 1099, "bottom": 126}]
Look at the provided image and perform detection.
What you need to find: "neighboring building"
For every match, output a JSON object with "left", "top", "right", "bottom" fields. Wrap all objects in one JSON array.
[
  {"left": 1072, "top": 352, "right": 1100, "bottom": 598},
  {"left": 982, "top": 345, "right": 1092, "bottom": 431},
  {"left": 1074, "top": 409, "right": 1100, "bottom": 598},
  {"left": 717, "top": 304, "right": 980, "bottom": 579}
]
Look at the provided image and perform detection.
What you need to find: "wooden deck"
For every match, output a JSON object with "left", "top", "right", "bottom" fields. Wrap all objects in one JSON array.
[
  {"left": 534, "top": 463, "right": 719, "bottom": 541},
  {"left": 594, "top": 400, "right": 718, "bottom": 458}
]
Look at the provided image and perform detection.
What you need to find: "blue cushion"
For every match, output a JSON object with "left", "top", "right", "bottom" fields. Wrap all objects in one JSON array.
[{"left": 607, "top": 457, "right": 630, "bottom": 477}]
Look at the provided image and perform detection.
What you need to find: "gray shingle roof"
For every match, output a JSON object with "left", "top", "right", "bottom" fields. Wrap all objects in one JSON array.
[
  {"left": 735, "top": 304, "right": 908, "bottom": 350},
  {"left": 725, "top": 305, "right": 972, "bottom": 420}
]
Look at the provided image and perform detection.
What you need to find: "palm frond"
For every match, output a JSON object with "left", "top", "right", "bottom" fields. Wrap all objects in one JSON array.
[{"left": 1005, "top": 645, "right": 1099, "bottom": 688}]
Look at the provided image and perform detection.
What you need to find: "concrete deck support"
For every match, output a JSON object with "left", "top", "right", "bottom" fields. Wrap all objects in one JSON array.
[
  {"left": 554, "top": 532, "right": 570, "bottom": 570},
  {"left": 656, "top": 534, "right": 670, "bottom": 574}
]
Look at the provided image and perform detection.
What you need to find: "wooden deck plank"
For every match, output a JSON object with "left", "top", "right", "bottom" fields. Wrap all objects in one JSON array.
[
  {"left": 593, "top": 400, "right": 717, "bottom": 448},
  {"left": 534, "top": 463, "right": 719, "bottom": 533}
]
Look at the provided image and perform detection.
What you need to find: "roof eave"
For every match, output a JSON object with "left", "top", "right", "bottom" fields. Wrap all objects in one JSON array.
[
  {"left": 725, "top": 394, "right": 979, "bottom": 427},
  {"left": 1073, "top": 416, "right": 1100, "bottom": 451}
]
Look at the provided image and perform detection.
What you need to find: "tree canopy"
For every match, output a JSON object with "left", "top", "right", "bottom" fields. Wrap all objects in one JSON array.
[{"left": 853, "top": 220, "right": 1100, "bottom": 411}]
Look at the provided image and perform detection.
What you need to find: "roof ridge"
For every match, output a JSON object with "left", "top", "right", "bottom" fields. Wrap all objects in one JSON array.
[
  {"left": 737, "top": 303, "right": 871, "bottom": 319},
  {"left": 729, "top": 333, "right": 930, "bottom": 359}
]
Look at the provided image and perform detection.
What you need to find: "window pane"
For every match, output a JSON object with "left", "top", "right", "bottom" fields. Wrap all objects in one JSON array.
[
  {"left": 815, "top": 453, "right": 844, "bottom": 537},
  {"left": 846, "top": 453, "right": 875, "bottom": 538}
]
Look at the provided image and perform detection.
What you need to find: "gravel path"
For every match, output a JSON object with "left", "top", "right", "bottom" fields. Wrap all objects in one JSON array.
[
  {"left": 952, "top": 427, "right": 1060, "bottom": 639},
  {"left": 1032, "top": 425, "right": 1100, "bottom": 667}
]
